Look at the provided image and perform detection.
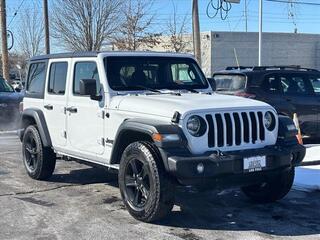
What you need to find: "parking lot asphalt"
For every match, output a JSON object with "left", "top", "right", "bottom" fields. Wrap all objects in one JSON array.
[{"left": 0, "top": 133, "right": 320, "bottom": 240}]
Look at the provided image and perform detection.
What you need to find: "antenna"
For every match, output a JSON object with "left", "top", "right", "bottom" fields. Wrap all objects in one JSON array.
[{"left": 233, "top": 48, "right": 240, "bottom": 68}]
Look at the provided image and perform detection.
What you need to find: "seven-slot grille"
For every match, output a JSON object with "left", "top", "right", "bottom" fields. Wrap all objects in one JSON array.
[{"left": 205, "top": 111, "right": 265, "bottom": 148}]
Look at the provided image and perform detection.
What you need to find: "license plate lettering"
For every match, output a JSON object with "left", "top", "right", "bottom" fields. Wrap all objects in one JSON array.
[{"left": 243, "top": 155, "right": 266, "bottom": 173}]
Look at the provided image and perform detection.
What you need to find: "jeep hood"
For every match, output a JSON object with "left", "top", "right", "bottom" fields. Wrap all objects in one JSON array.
[{"left": 111, "top": 93, "right": 273, "bottom": 120}]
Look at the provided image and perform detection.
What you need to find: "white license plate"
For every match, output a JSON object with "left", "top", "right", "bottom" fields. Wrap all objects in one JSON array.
[{"left": 243, "top": 155, "right": 266, "bottom": 173}]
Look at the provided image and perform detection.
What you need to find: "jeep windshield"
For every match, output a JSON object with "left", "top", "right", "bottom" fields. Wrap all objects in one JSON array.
[
  {"left": 0, "top": 78, "right": 14, "bottom": 92},
  {"left": 214, "top": 74, "right": 246, "bottom": 92},
  {"left": 105, "top": 57, "right": 208, "bottom": 91}
]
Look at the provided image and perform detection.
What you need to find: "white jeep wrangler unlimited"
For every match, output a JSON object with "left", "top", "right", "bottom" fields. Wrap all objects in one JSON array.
[{"left": 19, "top": 52, "right": 305, "bottom": 222}]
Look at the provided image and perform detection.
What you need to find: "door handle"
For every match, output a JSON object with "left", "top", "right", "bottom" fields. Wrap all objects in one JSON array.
[
  {"left": 66, "top": 106, "right": 77, "bottom": 113},
  {"left": 44, "top": 104, "right": 53, "bottom": 110}
]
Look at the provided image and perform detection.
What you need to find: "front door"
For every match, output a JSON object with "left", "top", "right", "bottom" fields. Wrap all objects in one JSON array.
[
  {"left": 43, "top": 60, "right": 69, "bottom": 148},
  {"left": 66, "top": 60, "right": 104, "bottom": 158},
  {"left": 308, "top": 73, "right": 320, "bottom": 137},
  {"left": 279, "top": 73, "right": 318, "bottom": 137}
]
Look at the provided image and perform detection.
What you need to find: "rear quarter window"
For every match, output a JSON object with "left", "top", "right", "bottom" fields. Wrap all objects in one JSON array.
[{"left": 26, "top": 61, "right": 47, "bottom": 98}]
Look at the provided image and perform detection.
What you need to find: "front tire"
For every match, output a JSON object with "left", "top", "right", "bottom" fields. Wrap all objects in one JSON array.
[
  {"left": 241, "top": 167, "right": 295, "bottom": 203},
  {"left": 22, "top": 125, "right": 56, "bottom": 180},
  {"left": 118, "top": 141, "right": 175, "bottom": 222}
]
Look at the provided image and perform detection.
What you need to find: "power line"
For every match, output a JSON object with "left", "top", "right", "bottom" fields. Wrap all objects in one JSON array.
[
  {"left": 206, "top": 0, "right": 232, "bottom": 20},
  {"left": 8, "top": 0, "right": 25, "bottom": 27},
  {"left": 266, "top": 0, "right": 320, "bottom": 6}
]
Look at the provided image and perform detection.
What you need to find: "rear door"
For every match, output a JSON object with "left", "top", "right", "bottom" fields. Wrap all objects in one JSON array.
[
  {"left": 43, "top": 60, "right": 69, "bottom": 148},
  {"left": 279, "top": 73, "right": 318, "bottom": 137}
]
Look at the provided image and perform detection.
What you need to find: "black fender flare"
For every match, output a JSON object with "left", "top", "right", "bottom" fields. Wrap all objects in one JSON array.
[
  {"left": 19, "top": 108, "right": 52, "bottom": 147},
  {"left": 110, "top": 118, "right": 187, "bottom": 168}
]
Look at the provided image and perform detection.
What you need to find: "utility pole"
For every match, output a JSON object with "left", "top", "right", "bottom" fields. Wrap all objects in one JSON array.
[
  {"left": 244, "top": 0, "right": 248, "bottom": 32},
  {"left": 258, "top": 0, "right": 263, "bottom": 66},
  {"left": 0, "top": 0, "right": 9, "bottom": 81},
  {"left": 192, "top": 0, "right": 201, "bottom": 66},
  {"left": 43, "top": 0, "right": 50, "bottom": 54}
]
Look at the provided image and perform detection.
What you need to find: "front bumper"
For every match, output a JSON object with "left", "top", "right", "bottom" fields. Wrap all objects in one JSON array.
[{"left": 163, "top": 144, "right": 305, "bottom": 187}]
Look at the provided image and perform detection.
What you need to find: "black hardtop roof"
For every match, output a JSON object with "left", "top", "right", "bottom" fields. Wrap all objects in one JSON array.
[
  {"left": 30, "top": 51, "right": 194, "bottom": 61},
  {"left": 217, "top": 65, "right": 319, "bottom": 74},
  {"left": 30, "top": 51, "right": 100, "bottom": 61}
]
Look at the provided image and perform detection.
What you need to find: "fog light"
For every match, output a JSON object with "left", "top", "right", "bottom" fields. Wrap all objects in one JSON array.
[{"left": 196, "top": 163, "right": 204, "bottom": 174}]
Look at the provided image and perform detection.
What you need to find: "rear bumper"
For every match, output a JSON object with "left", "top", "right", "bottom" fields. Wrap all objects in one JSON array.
[{"left": 162, "top": 144, "right": 305, "bottom": 187}]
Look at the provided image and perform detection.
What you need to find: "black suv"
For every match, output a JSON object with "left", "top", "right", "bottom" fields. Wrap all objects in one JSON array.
[{"left": 212, "top": 66, "right": 320, "bottom": 139}]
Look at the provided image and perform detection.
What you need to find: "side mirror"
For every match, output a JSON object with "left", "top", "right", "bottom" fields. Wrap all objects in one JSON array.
[
  {"left": 207, "top": 78, "right": 216, "bottom": 91},
  {"left": 79, "top": 79, "right": 102, "bottom": 101}
]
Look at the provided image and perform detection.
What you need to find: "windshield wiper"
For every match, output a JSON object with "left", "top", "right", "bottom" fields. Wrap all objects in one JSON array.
[
  {"left": 177, "top": 86, "right": 199, "bottom": 93},
  {"left": 129, "top": 85, "right": 161, "bottom": 93},
  {"left": 215, "top": 88, "right": 230, "bottom": 91}
]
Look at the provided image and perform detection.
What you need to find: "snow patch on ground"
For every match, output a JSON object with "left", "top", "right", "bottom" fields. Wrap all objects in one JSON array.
[{"left": 293, "top": 144, "right": 320, "bottom": 192}]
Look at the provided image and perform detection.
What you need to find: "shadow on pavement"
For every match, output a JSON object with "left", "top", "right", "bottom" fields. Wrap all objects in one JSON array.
[
  {"left": 45, "top": 164, "right": 320, "bottom": 237},
  {"left": 49, "top": 166, "right": 118, "bottom": 187},
  {"left": 159, "top": 188, "right": 320, "bottom": 237}
]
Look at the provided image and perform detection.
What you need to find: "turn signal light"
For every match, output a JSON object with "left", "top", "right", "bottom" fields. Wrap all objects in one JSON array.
[
  {"left": 152, "top": 133, "right": 163, "bottom": 142},
  {"left": 152, "top": 133, "right": 180, "bottom": 142}
]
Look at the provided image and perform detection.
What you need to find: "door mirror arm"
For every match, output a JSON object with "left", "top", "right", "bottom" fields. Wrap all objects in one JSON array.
[{"left": 90, "top": 94, "right": 103, "bottom": 101}]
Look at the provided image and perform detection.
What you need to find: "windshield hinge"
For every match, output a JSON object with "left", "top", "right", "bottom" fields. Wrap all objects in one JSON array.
[{"left": 171, "top": 111, "right": 181, "bottom": 123}]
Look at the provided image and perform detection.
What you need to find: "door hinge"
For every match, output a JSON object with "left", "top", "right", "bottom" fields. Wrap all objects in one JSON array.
[
  {"left": 64, "top": 131, "right": 67, "bottom": 139},
  {"left": 98, "top": 138, "right": 105, "bottom": 146},
  {"left": 97, "top": 110, "right": 105, "bottom": 119}
]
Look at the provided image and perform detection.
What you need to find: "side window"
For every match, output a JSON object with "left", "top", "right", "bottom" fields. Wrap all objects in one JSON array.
[
  {"left": 309, "top": 75, "right": 320, "bottom": 94},
  {"left": 281, "top": 75, "right": 308, "bottom": 95},
  {"left": 27, "top": 62, "right": 47, "bottom": 97},
  {"left": 262, "top": 75, "right": 281, "bottom": 93},
  {"left": 73, "top": 62, "right": 100, "bottom": 95},
  {"left": 48, "top": 62, "right": 68, "bottom": 95}
]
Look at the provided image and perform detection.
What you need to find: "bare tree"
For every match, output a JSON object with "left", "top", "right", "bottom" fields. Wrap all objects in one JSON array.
[
  {"left": 51, "top": 0, "right": 122, "bottom": 51},
  {"left": 112, "top": 0, "right": 161, "bottom": 51},
  {"left": 164, "top": 3, "right": 190, "bottom": 53},
  {"left": 17, "top": 4, "right": 44, "bottom": 58}
]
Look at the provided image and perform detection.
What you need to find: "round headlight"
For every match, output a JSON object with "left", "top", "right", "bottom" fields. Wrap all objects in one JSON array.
[
  {"left": 187, "top": 115, "right": 207, "bottom": 137},
  {"left": 264, "top": 111, "right": 276, "bottom": 131}
]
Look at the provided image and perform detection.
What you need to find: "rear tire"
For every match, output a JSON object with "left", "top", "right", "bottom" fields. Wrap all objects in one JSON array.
[
  {"left": 241, "top": 167, "right": 295, "bottom": 203},
  {"left": 118, "top": 141, "right": 175, "bottom": 222},
  {"left": 22, "top": 125, "right": 56, "bottom": 180}
]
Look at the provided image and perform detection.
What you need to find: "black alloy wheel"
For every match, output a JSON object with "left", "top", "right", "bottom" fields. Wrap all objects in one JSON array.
[
  {"left": 22, "top": 125, "right": 56, "bottom": 180},
  {"left": 119, "top": 141, "right": 175, "bottom": 222},
  {"left": 24, "top": 130, "right": 40, "bottom": 172},
  {"left": 124, "top": 158, "right": 151, "bottom": 211}
]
